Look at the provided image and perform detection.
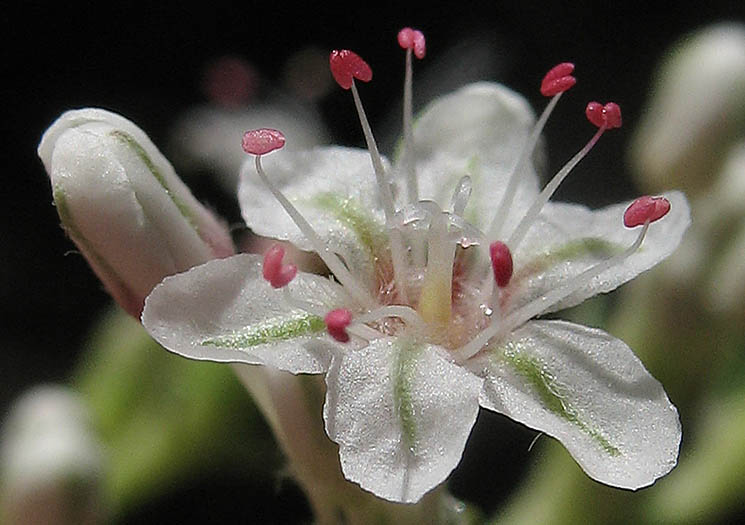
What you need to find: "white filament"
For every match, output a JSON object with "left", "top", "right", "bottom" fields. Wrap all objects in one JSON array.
[
  {"left": 508, "top": 125, "right": 606, "bottom": 251},
  {"left": 402, "top": 48, "right": 418, "bottom": 203},
  {"left": 255, "top": 156, "right": 374, "bottom": 308},
  {"left": 487, "top": 92, "right": 564, "bottom": 240},
  {"left": 350, "top": 81, "right": 410, "bottom": 303}
]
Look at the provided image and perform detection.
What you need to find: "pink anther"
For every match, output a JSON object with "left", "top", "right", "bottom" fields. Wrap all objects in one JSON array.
[
  {"left": 242, "top": 128, "right": 286, "bottom": 155},
  {"left": 329, "top": 50, "right": 373, "bottom": 90},
  {"left": 262, "top": 244, "right": 297, "bottom": 288},
  {"left": 325, "top": 308, "right": 353, "bottom": 343},
  {"left": 623, "top": 196, "right": 671, "bottom": 227},
  {"left": 540, "top": 62, "right": 576, "bottom": 97},
  {"left": 397, "top": 27, "right": 426, "bottom": 59},
  {"left": 585, "top": 102, "right": 622, "bottom": 129},
  {"left": 490, "top": 241, "right": 514, "bottom": 288}
]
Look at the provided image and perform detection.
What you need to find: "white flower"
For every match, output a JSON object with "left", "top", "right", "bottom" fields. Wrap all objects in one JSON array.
[
  {"left": 1, "top": 386, "right": 103, "bottom": 524},
  {"left": 142, "top": 37, "right": 690, "bottom": 503}
]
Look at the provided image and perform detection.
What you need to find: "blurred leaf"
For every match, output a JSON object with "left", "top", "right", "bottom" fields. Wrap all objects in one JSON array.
[{"left": 73, "top": 308, "right": 279, "bottom": 516}]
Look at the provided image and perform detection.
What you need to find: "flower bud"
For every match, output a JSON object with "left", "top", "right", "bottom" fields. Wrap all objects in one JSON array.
[
  {"left": 38, "top": 108, "right": 234, "bottom": 317},
  {"left": 631, "top": 23, "right": 745, "bottom": 194},
  {"left": 1, "top": 386, "right": 104, "bottom": 525}
]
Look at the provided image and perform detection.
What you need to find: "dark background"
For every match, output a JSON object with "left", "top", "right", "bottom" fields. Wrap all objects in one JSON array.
[{"left": 3, "top": 1, "right": 744, "bottom": 522}]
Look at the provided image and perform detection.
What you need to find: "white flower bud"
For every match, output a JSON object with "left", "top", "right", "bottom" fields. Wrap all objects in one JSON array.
[
  {"left": 1, "top": 386, "right": 104, "bottom": 525},
  {"left": 631, "top": 23, "right": 745, "bottom": 193},
  {"left": 38, "top": 108, "right": 234, "bottom": 317}
]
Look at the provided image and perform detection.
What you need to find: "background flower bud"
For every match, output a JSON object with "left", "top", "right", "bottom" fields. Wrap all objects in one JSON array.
[
  {"left": 1, "top": 386, "right": 104, "bottom": 525},
  {"left": 630, "top": 23, "right": 745, "bottom": 194},
  {"left": 38, "top": 108, "right": 234, "bottom": 317}
]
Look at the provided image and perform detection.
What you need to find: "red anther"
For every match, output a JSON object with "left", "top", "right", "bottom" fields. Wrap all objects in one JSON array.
[
  {"left": 329, "top": 50, "right": 373, "bottom": 90},
  {"left": 623, "top": 196, "right": 671, "bottom": 227},
  {"left": 540, "top": 62, "right": 576, "bottom": 97},
  {"left": 262, "top": 244, "right": 297, "bottom": 288},
  {"left": 325, "top": 308, "right": 353, "bottom": 343},
  {"left": 242, "top": 128, "right": 286, "bottom": 155},
  {"left": 489, "top": 241, "right": 514, "bottom": 288},
  {"left": 397, "top": 27, "right": 426, "bottom": 59},
  {"left": 585, "top": 102, "right": 622, "bottom": 129}
]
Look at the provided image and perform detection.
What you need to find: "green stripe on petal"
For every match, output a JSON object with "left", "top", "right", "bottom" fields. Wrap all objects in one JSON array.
[
  {"left": 201, "top": 313, "right": 326, "bottom": 349},
  {"left": 516, "top": 237, "right": 624, "bottom": 281},
  {"left": 109, "top": 130, "right": 198, "bottom": 231},
  {"left": 501, "top": 342, "right": 620, "bottom": 456},
  {"left": 392, "top": 339, "right": 421, "bottom": 453},
  {"left": 310, "top": 192, "right": 386, "bottom": 257}
]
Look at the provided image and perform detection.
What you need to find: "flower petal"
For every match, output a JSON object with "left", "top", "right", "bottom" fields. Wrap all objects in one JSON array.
[
  {"left": 476, "top": 320, "right": 680, "bottom": 489},
  {"left": 412, "top": 82, "right": 541, "bottom": 230},
  {"left": 506, "top": 191, "right": 690, "bottom": 315},
  {"left": 142, "top": 254, "right": 348, "bottom": 373},
  {"left": 323, "top": 337, "right": 482, "bottom": 503},
  {"left": 239, "top": 146, "right": 390, "bottom": 287}
]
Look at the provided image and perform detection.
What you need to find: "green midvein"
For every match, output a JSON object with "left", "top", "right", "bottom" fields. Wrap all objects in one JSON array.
[
  {"left": 515, "top": 238, "right": 623, "bottom": 282},
  {"left": 502, "top": 344, "right": 621, "bottom": 456},
  {"left": 310, "top": 192, "right": 385, "bottom": 257},
  {"left": 200, "top": 313, "right": 326, "bottom": 349},
  {"left": 392, "top": 339, "right": 420, "bottom": 454},
  {"left": 109, "top": 130, "right": 199, "bottom": 232}
]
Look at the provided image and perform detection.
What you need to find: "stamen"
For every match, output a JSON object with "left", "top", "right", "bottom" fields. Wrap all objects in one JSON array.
[
  {"left": 585, "top": 102, "right": 622, "bottom": 129},
  {"left": 397, "top": 27, "right": 426, "bottom": 59},
  {"left": 329, "top": 50, "right": 373, "bottom": 90},
  {"left": 398, "top": 27, "right": 426, "bottom": 203},
  {"left": 540, "top": 62, "right": 577, "bottom": 96},
  {"left": 487, "top": 62, "right": 576, "bottom": 240},
  {"left": 241, "top": 128, "right": 286, "bottom": 155},
  {"left": 624, "top": 195, "right": 670, "bottom": 227},
  {"left": 507, "top": 101, "right": 622, "bottom": 252},
  {"left": 243, "top": 129, "right": 374, "bottom": 308},
  {"left": 455, "top": 197, "right": 669, "bottom": 362},
  {"left": 489, "top": 241, "right": 513, "bottom": 288},
  {"left": 325, "top": 308, "right": 353, "bottom": 342},
  {"left": 331, "top": 49, "right": 410, "bottom": 303},
  {"left": 262, "top": 244, "right": 297, "bottom": 288}
]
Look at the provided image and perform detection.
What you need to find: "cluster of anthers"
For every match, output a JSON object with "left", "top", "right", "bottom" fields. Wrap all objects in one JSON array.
[{"left": 241, "top": 28, "right": 670, "bottom": 363}]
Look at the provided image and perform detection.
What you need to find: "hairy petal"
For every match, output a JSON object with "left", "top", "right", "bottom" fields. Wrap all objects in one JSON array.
[
  {"left": 506, "top": 191, "right": 690, "bottom": 315},
  {"left": 323, "top": 337, "right": 482, "bottom": 503},
  {"left": 412, "top": 82, "right": 540, "bottom": 229},
  {"left": 142, "top": 254, "right": 348, "bottom": 373},
  {"left": 475, "top": 320, "right": 680, "bottom": 489}
]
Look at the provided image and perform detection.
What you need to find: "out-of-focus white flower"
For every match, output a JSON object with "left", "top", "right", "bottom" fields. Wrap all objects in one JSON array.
[
  {"left": 169, "top": 100, "right": 328, "bottom": 193},
  {"left": 38, "top": 108, "right": 234, "bottom": 317},
  {"left": 703, "top": 143, "right": 745, "bottom": 314},
  {"left": 1, "top": 386, "right": 103, "bottom": 525},
  {"left": 631, "top": 23, "right": 745, "bottom": 192}
]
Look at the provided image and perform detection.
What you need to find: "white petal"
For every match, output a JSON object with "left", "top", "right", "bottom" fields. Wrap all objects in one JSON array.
[
  {"left": 239, "top": 146, "right": 390, "bottom": 285},
  {"left": 323, "top": 337, "right": 482, "bottom": 503},
  {"left": 476, "top": 320, "right": 680, "bottom": 489},
  {"left": 507, "top": 191, "right": 691, "bottom": 315},
  {"left": 142, "top": 254, "right": 348, "bottom": 373},
  {"left": 413, "top": 82, "right": 540, "bottom": 230}
]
